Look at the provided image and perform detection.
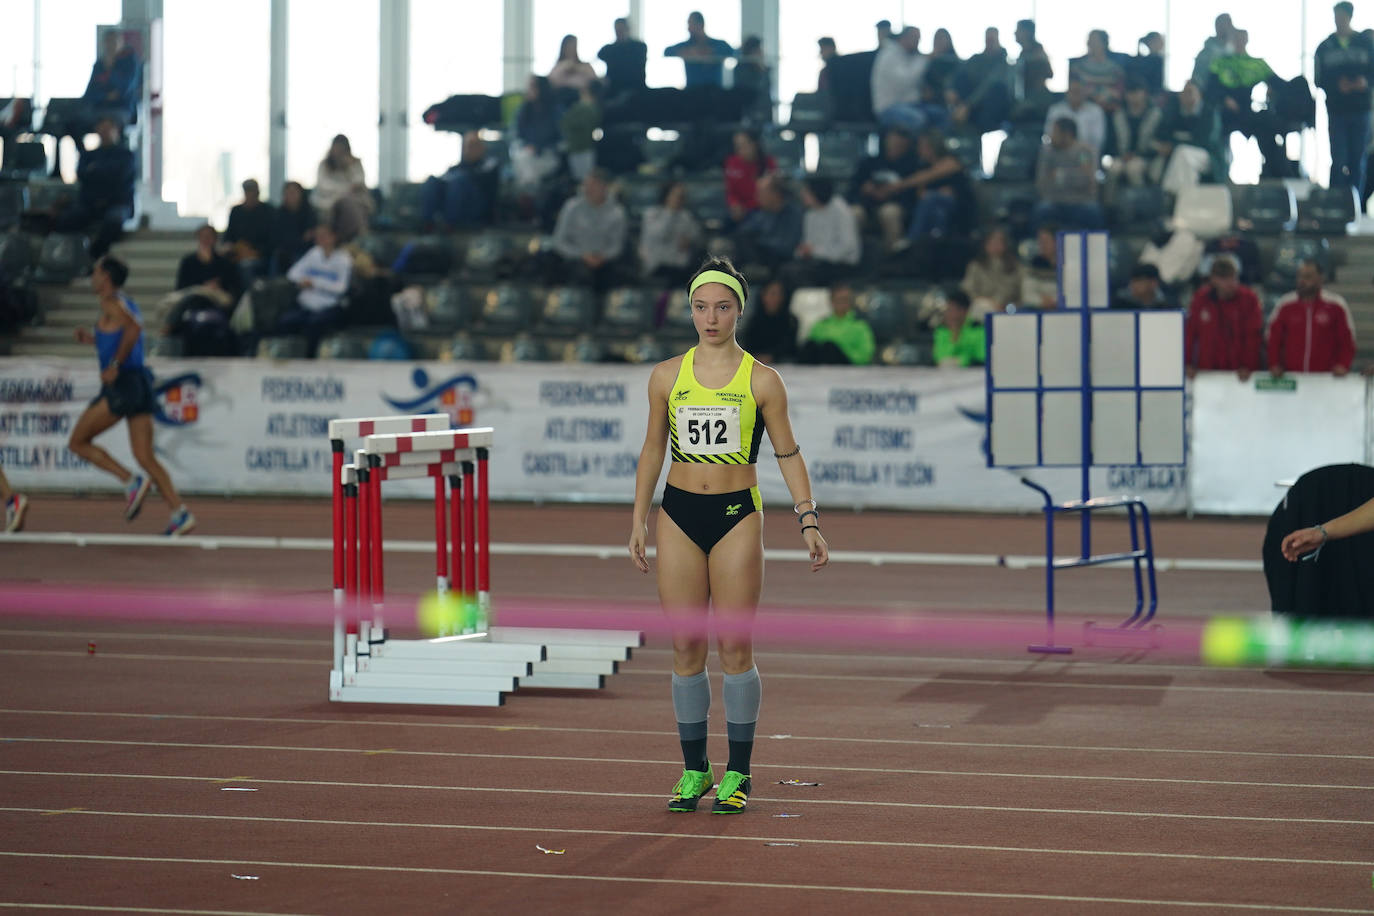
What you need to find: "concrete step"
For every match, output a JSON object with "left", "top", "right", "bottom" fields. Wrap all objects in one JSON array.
[
  {"left": 19, "top": 325, "right": 85, "bottom": 344},
  {"left": 110, "top": 239, "right": 193, "bottom": 259},
  {"left": 53, "top": 287, "right": 172, "bottom": 309},
  {"left": 8, "top": 340, "right": 89, "bottom": 358},
  {"left": 39, "top": 308, "right": 95, "bottom": 326}
]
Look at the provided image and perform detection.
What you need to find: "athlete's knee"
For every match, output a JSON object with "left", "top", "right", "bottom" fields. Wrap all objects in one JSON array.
[
  {"left": 715, "top": 637, "right": 754, "bottom": 674},
  {"left": 672, "top": 638, "right": 708, "bottom": 674},
  {"left": 67, "top": 433, "right": 91, "bottom": 453}
]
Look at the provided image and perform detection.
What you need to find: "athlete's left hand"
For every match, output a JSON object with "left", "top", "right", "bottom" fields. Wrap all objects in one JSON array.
[
  {"left": 803, "top": 527, "right": 829, "bottom": 572},
  {"left": 100, "top": 364, "right": 118, "bottom": 385}
]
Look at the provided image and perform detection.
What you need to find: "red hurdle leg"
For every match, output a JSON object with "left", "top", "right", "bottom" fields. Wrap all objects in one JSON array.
[
  {"left": 331, "top": 441, "right": 344, "bottom": 600},
  {"left": 461, "top": 459, "right": 476, "bottom": 630},
  {"left": 358, "top": 467, "right": 371, "bottom": 605},
  {"left": 449, "top": 474, "right": 463, "bottom": 595},
  {"left": 344, "top": 482, "right": 359, "bottom": 601},
  {"left": 369, "top": 456, "right": 384, "bottom": 613},
  {"left": 434, "top": 475, "right": 448, "bottom": 594}
]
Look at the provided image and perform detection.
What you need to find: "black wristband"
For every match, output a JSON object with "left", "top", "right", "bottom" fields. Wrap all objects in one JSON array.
[
  {"left": 797, "top": 509, "right": 819, "bottom": 525},
  {"left": 801, "top": 525, "right": 820, "bottom": 535}
]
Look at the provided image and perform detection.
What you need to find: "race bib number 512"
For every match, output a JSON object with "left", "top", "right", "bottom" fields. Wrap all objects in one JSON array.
[{"left": 676, "top": 405, "right": 741, "bottom": 456}]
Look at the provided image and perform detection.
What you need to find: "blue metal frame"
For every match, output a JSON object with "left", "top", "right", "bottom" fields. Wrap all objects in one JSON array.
[{"left": 984, "top": 231, "right": 1181, "bottom": 654}]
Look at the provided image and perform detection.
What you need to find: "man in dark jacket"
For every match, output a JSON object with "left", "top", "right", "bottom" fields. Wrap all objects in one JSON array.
[
  {"left": 597, "top": 18, "right": 647, "bottom": 99},
  {"left": 1315, "top": 1, "right": 1374, "bottom": 199},
  {"left": 947, "top": 28, "right": 1011, "bottom": 136},
  {"left": 419, "top": 131, "right": 501, "bottom": 231},
  {"left": 55, "top": 117, "right": 136, "bottom": 259}
]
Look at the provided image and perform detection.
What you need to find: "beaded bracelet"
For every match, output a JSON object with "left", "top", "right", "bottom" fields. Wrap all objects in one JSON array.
[{"left": 797, "top": 509, "right": 819, "bottom": 526}]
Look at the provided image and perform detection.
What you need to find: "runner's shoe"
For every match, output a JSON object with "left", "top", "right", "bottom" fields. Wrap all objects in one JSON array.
[
  {"left": 667, "top": 763, "right": 714, "bottom": 812},
  {"left": 164, "top": 506, "right": 196, "bottom": 537},
  {"left": 124, "top": 474, "right": 151, "bottom": 521},
  {"left": 711, "top": 770, "right": 751, "bottom": 814},
  {"left": 5, "top": 494, "right": 28, "bottom": 533}
]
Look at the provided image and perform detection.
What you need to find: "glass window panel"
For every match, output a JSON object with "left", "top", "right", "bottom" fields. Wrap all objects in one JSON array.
[
  {"left": 1033, "top": 1, "right": 1166, "bottom": 93},
  {"left": 409, "top": 0, "right": 503, "bottom": 182},
  {"left": 643, "top": 1, "right": 741, "bottom": 90},
  {"left": 161, "top": 0, "right": 270, "bottom": 226},
  {"left": 287, "top": 0, "right": 379, "bottom": 191},
  {"left": 36, "top": 0, "right": 122, "bottom": 101},
  {"left": 1, "top": 3, "right": 36, "bottom": 98},
  {"left": 531, "top": 1, "right": 631, "bottom": 79}
]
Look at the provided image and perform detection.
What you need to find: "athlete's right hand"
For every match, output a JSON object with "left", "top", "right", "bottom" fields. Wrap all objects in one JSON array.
[
  {"left": 628, "top": 524, "right": 650, "bottom": 573},
  {"left": 73, "top": 327, "right": 94, "bottom": 344}
]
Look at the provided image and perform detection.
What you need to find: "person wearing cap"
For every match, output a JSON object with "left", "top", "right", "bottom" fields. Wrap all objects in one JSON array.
[{"left": 1111, "top": 262, "right": 1176, "bottom": 310}]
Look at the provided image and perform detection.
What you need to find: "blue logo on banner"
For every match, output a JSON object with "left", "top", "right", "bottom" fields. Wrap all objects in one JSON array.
[
  {"left": 153, "top": 372, "right": 203, "bottom": 427},
  {"left": 957, "top": 405, "right": 989, "bottom": 460},
  {"left": 382, "top": 368, "right": 478, "bottom": 426}
]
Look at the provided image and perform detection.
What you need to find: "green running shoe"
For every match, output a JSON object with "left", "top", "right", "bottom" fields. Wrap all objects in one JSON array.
[
  {"left": 667, "top": 763, "right": 714, "bottom": 812},
  {"left": 712, "top": 770, "right": 751, "bottom": 814}
]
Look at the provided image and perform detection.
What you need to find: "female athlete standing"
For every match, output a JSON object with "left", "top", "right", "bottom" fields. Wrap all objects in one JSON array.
[
  {"left": 630, "top": 256, "right": 829, "bottom": 815},
  {"left": 68, "top": 256, "right": 196, "bottom": 536}
]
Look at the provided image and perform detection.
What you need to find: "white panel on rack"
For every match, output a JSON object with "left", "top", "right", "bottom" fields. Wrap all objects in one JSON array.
[
  {"left": 1040, "top": 313, "right": 1083, "bottom": 388},
  {"left": 990, "top": 391, "right": 1038, "bottom": 467},
  {"left": 1041, "top": 392, "right": 1083, "bottom": 465},
  {"left": 1140, "top": 390, "right": 1186, "bottom": 465},
  {"left": 1138, "top": 311, "right": 1185, "bottom": 387},
  {"left": 1091, "top": 312, "right": 1137, "bottom": 387},
  {"left": 1093, "top": 391, "right": 1138, "bottom": 464},
  {"left": 988, "top": 314, "right": 1039, "bottom": 388}
]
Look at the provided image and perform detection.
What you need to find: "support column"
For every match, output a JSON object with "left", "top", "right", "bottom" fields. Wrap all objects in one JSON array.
[
  {"left": 503, "top": 0, "right": 534, "bottom": 95},
  {"left": 269, "top": 0, "right": 288, "bottom": 197},
  {"left": 378, "top": 0, "right": 409, "bottom": 191}
]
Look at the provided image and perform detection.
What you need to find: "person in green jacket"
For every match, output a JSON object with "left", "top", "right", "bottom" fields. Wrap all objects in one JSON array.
[
  {"left": 933, "top": 290, "right": 986, "bottom": 367},
  {"left": 1207, "top": 29, "right": 1288, "bottom": 178},
  {"left": 798, "top": 284, "right": 876, "bottom": 365}
]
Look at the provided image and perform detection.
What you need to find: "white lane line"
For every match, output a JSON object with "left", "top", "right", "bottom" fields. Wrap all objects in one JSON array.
[
  {"left": 6, "top": 758, "right": 1371, "bottom": 793},
  {"left": 0, "top": 629, "right": 327, "bottom": 647},
  {"left": 0, "top": 852, "right": 1362, "bottom": 912},
  {"left": 0, "top": 755, "right": 1366, "bottom": 825},
  {"left": 0, "top": 906, "right": 311, "bottom": 911},
  {"left": 2, "top": 804, "right": 1371, "bottom": 868},
  {"left": 5, "top": 646, "right": 1372, "bottom": 699},
  {"left": 4, "top": 708, "right": 1371, "bottom": 761},
  {"left": 0, "top": 531, "right": 1263, "bottom": 572},
  {"left": 5, "top": 763, "right": 1368, "bottom": 796}
]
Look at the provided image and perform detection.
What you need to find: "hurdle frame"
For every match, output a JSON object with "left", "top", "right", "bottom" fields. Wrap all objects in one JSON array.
[{"left": 327, "top": 415, "right": 642, "bottom": 706}]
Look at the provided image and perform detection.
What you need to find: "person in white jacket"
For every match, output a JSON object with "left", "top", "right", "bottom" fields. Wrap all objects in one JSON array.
[
  {"left": 279, "top": 223, "right": 353, "bottom": 356},
  {"left": 871, "top": 27, "right": 931, "bottom": 131},
  {"left": 638, "top": 181, "right": 702, "bottom": 285},
  {"left": 314, "top": 134, "right": 374, "bottom": 242},
  {"left": 780, "top": 177, "right": 860, "bottom": 289}
]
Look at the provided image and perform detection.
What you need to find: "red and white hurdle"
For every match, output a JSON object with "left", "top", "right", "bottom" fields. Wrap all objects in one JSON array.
[{"left": 326, "top": 414, "right": 642, "bottom": 707}]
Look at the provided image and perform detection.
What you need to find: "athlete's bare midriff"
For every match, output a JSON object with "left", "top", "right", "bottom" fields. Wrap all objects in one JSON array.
[{"left": 665, "top": 461, "right": 758, "bottom": 494}]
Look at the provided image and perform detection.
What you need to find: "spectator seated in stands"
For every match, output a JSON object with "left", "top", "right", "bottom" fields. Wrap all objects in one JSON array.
[
  {"left": 158, "top": 225, "right": 243, "bottom": 356},
  {"left": 742, "top": 279, "right": 797, "bottom": 363},
  {"left": 960, "top": 226, "right": 1023, "bottom": 317},
  {"left": 1033, "top": 117, "right": 1104, "bottom": 230},
  {"left": 1012, "top": 19, "right": 1056, "bottom": 125},
  {"left": 313, "top": 134, "right": 373, "bottom": 243},
  {"left": 280, "top": 223, "right": 352, "bottom": 356},
  {"left": 900, "top": 128, "right": 974, "bottom": 241},
  {"left": 512, "top": 75, "right": 563, "bottom": 191},
  {"left": 548, "top": 34, "right": 597, "bottom": 106},
  {"left": 561, "top": 81, "right": 602, "bottom": 181},
  {"left": 53, "top": 116, "right": 136, "bottom": 260},
  {"left": 798, "top": 283, "right": 876, "bottom": 365},
  {"left": 665, "top": 11, "right": 735, "bottom": 88},
  {"left": 420, "top": 131, "right": 501, "bottom": 232},
  {"left": 849, "top": 126, "right": 922, "bottom": 253},
  {"left": 1070, "top": 30, "right": 1127, "bottom": 112},
  {"left": 547, "top": 167, "right": 627, "bottom": 292},
  {"left": 1207, "top": 29, "right": 1289, "bottom": 179},
  {"left": 1111, "top": 262, "right": 1176, "bottom": 309},
  {"left": 1045, "top": 77, "right": 1107, "bottom": 155},
  {"left": 598, "top": 17, "right": 647, "bottom": 101},
  {"left": 782, "top": 177, "right": 861, "bottom": 289},
  {"left": 1185, "top": 255, "right": 1264, "bottom": 380},
  {"left": 732, "top": 173, "right": 804, "bottom": 271},
  {"left": 269, "top": 180, "right": 317, "bottom": 277},
  {"left": 1153, "top": 80, "right": 1222, "bottom": 191},
  {"left": 735, "top": 35, "right": 772, "bottom": 122},
  {"left": 1268, "top": 260, "right": 1356, "bottom": 377},
  {"left": 1130, "top": 32, "right": 1167, "bottom": 96},
  {"left": 934, "top": 289, "right": 986, "bottom": 367},
  {"left": 223, "top": 179, "right": 274, "bottom": 288},
  {"left": 725, "top": 129, "right": 776, "bottom": 225},
  {"left": 1104, "top": 80, "right": 1163, "bottom": 201},
  {"left": 1020, "top": 224, "right": 1061, "bottom": 309},
  {"left": 873, "top": 27, "right": 941, "bottom": 133},
  {"left": 638, "top": 180, "right": 702, "bottom": 287},
  {"left": 52, "top": 30, "right": 141, "bottom": 177},
  {"left": 947, "top": 27, "right": 1012, "bottom": 137}
]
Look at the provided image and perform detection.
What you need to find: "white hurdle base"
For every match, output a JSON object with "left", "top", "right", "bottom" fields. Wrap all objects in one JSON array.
[{"left": 329, "top": 625, "right": 644, "bottom": 705}]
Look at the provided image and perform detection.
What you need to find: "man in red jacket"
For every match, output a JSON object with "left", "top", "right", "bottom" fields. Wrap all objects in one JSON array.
[
  {"left": 1267, "top": 260, "right": 1356, "bottom": 376},
  {"left": 1186, "top": 256, "right": 1264, "bottom": 379}
]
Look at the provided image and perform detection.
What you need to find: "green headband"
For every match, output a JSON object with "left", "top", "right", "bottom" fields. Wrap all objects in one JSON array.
[{"left": 689, "top": 270, "right": 746, "bottom": 308}]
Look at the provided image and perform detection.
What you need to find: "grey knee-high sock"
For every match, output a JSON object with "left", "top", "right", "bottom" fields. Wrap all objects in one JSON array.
[
  {"left": 723, "top": 666, "right": 762, "bottom": 774},
  {"left": 672, "top": 669, "right": 711, "bottom": 771}
]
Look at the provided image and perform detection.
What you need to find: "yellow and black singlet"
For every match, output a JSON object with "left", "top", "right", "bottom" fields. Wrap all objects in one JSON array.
[{"left": 667, "top": 347, "right": 765, "bottom": 465}]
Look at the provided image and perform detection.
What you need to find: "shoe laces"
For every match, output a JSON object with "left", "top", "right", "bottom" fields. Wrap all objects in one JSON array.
[
  {"left": 716, "top": 770, "right": 747, "bottom": 800},
  {"left": 672, "top": 768, "right": 707, "bottom": 798}
]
